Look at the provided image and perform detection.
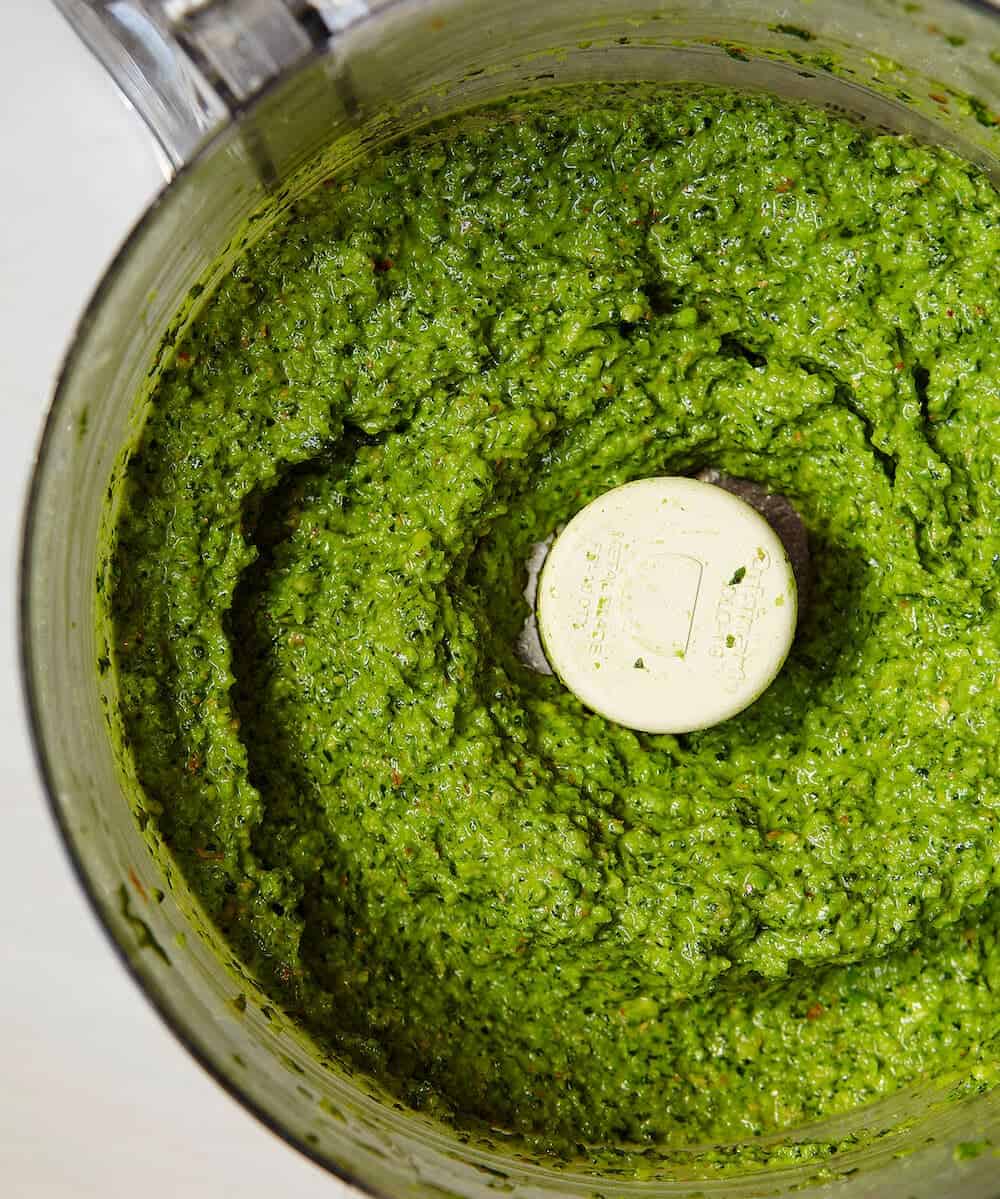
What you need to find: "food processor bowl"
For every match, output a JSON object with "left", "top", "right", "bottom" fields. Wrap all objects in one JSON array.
[{"left": 23, "top": 2, "right": 1000, "bottom": 1195}]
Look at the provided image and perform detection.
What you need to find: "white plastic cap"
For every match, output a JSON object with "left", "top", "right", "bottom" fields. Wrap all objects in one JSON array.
[{"left": 537, "top": 476, "right": 797, "bottom": 734}]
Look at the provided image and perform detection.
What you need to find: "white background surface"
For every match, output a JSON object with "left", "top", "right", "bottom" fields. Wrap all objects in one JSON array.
[{"left": 1, "top": 4, "right": 349, "bottom": 1195}]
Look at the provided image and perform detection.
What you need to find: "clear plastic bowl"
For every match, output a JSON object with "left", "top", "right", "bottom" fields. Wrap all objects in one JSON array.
[{"left": 23, "top": 2, "right": 1000, "bottom": 1195}]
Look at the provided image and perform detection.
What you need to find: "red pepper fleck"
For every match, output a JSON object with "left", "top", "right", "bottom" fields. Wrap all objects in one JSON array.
[
  {"left": 929, "top": 92, "right": 949, "bottom": 105},
  {"left": 775, "top": 176, "right": 796, "bottom": 193},
  {"left": 128, "top": 867, "right": 148, "bottom": 902},
  {"left": 373, "top": 257, "right": 394, "bottom": 274},
  {"left": 946, "top": 308, "right": 955, "bottom": 318},
  {"left": 806, "top": 1002, "right": 825, "bottom": 1021},
  {"left": 193, "top": 846, "right": 225, "bottom": 862},
  {"left": 390, "top": 769, "right": 403, "bottom": 787}
]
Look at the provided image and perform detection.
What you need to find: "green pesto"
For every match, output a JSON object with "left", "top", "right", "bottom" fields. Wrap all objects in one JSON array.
[{"left": 110, "top": 86, "right": 1000, "bottom": 1155}]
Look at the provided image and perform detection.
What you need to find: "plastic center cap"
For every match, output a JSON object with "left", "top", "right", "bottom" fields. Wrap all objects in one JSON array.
[{"left": 536, "top": 476, "right": 797, "bottom": 734}]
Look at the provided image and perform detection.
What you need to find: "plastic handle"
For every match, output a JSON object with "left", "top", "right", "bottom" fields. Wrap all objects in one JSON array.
[{"left": 52, "top": 0, "right": 367, "bottom": 177}]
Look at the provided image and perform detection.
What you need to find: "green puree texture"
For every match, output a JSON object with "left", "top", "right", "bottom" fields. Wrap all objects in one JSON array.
[{"left": 111, "top": 87, "right": 1000, "bottom": 1151}]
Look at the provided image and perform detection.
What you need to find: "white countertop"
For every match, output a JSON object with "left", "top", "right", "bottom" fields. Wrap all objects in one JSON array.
[{"left": 0, "top": 5, "right": 353, "bottom": 1195}]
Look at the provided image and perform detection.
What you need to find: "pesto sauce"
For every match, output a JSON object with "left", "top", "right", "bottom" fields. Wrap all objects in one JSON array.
[{"left": 110, "top": 86, "right": 1000, "bottom": 1154}]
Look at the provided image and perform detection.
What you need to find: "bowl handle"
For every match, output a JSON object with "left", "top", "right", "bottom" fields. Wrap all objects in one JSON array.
[{"left": 51, "top": 0, "right": 369, "bottom": 177}]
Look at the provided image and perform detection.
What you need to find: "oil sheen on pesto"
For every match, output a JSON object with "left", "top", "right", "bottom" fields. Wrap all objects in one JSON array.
[{"left": 110, "top": 87, "right": 1000, "bottom": 1154}]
